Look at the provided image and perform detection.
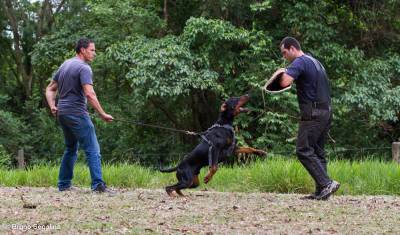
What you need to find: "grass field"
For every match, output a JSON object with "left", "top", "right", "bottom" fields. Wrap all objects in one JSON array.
[
  {"left": 0, "top": 157, "right": 399, "bottom": 234},
  {"left": 0, "top": 157, "right": 399, "bottom": 195}
]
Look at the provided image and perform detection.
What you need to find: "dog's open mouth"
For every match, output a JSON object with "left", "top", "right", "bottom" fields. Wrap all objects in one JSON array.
[
  {"left": 239, "top": 107, "right": 249, "bottom": 113},
  {"left": 235, "top": 94, "right": 250, "bottom": 115}
]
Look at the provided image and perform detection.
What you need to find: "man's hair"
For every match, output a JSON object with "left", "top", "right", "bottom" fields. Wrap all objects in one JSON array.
[
  {"left": 75, "top": 38, "right": 94, "bottom": 54},
  {"left": 280, "top": 37, "right": 301, "bottom": 50}
]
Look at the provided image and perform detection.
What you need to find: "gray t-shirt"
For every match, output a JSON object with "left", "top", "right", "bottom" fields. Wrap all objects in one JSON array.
[{"left": 53, "top": 57, "right": 93, "bottom": 115}]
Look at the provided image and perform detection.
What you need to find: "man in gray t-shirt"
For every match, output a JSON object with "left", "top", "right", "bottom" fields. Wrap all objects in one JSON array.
[
  {"left": 53, "top": 57, "right": 94, "bottom": 116},
  {"left": 45, "top": 38, "right": 114, "bottom": 193}
]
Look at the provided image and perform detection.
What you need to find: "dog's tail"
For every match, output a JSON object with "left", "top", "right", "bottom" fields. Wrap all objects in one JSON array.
[
  {"left": 159, "top": 166, "right": 177, "bottom": 173},
  {"left": 158, "top": 158, "right": 177, "bottom": 172}
]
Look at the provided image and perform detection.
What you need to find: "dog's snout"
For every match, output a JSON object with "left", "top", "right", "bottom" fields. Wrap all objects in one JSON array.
[{"left": 240, "top": 94, "right": 250, "bottom": 103}]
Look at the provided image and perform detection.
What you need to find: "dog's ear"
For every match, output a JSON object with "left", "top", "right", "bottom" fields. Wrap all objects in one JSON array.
[{"left": 220, "top": 103, "right": 227, "bottom": 112}]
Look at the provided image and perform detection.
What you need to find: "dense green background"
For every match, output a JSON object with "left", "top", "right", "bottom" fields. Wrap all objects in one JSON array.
[{"left": 1, "top": 0, "right": 399, "bottom": 167}]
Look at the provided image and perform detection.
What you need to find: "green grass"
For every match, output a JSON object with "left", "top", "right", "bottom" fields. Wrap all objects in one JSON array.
[{"left": 0, "top": 157, "right": 399, "bottom": 195}]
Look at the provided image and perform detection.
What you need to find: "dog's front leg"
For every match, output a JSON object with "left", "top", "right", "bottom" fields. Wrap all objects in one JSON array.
[
  {"left": 235, "top": 147, "right": 267, "bottom": 156},
  {"left": 204, "top": 165, "right": 218, "bottom": 184}
]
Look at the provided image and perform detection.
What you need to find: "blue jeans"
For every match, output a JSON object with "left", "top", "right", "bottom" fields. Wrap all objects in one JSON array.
[{"left": 57, "top": 114, "right": 105, "bottom": 190}]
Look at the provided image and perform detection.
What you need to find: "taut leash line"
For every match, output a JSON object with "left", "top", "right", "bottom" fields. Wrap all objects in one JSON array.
[
  {"left": 91, "top": 114, "right": 199, "bottom": 136},
  {"left": 91, "top": 114, "right": 235, "bottom": 167}
]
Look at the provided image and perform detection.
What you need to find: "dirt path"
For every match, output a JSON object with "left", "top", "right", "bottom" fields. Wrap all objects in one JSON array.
[{"left": 0, "top": 187, "right": 399, "bottom": 234}]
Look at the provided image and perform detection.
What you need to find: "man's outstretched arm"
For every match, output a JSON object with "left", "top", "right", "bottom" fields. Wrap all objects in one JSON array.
[{"left": 83, "top": 84, "right": 113, "bottom": 122}]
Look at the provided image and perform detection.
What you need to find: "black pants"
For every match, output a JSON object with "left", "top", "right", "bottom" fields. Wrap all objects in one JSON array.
[{"left": 296, "top": 104, "right": 332, "bottom": 190}]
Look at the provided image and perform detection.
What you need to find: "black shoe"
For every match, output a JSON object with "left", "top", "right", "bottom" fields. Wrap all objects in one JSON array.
[
  {"left": 300, "top": 186, "right": 323, "bottom": 200},
  {"left": 93, "top": 183, "right": 106, "bottom": 192},
  {"left": 300, "top": 193, "right": 317, "bottom": 200},
  {"left": 92, "top": 183, "right": 116, "bottom": 196},
  {"left": 315, "top": 181, "right": 340, "bottom": 200},
  {"left": 59, "top": 186, "right": 79, "bottom": 192}
]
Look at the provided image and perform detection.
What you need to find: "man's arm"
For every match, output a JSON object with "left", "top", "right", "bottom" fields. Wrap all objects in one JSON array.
[
  {"left": 83, "top": 84, "right": 113, "bottom": 122},
  {"left": 45, "top": 80, "right": 58, "bottom": 116},
  {"left": 280, "top": 72, "right": 295, "bottom": 88}
]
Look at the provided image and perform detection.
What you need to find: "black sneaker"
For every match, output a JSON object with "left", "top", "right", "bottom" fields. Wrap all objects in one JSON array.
[
  {"left": 300, "top": 186, "right": 323, "bottom": 200},
  {"left": 315, "top": 181, "right": 340, "bottom": 200},
  {"left": 300, "top": 192, "right": 318, "bottom": 200},
  {"left": 59, "top": 186, "right": 79, "bottom": 192},
  {"left": 93, "top": 183, "right": 106, "bottom": 192},
  {"left": 92, "top": 183, "right": 116, "bottom": 196}
]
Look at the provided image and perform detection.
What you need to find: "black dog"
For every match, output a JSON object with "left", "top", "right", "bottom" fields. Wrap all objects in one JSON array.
[{"left": 160, "top": 94, "right": 266, "bottom": 196}]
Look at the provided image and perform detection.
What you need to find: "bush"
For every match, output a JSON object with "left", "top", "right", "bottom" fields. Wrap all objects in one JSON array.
[
  {"left": 0, "top": 110, "right": 31, "bottom": 155},
  {"left": 0, "top": 145, "right": 12, "bottom": 169}
]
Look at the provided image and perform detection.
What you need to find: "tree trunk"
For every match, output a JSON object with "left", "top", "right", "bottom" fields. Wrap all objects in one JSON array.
[
  {"left": 191, "top": 90, "right": 218, "bottom": 131},
  {"left": 149, "top": 97, "right": 179, "bottom": 128},
  {"left": 190, "top": 92, "right": 203, "bottom": 132},
  {"left": 2, "top": 0, "right": 66, "bottom": 101},
  {"left": 3, "top": 0, "right": 32, "bottom": 98},
  {"left": 163, "top": 0, "right": 169, "bottom": 25}
]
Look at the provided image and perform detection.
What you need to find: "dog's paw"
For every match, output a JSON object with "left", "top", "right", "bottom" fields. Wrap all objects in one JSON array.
[
  {"left": 166, "top": 188, "right": 175, "bottom": 197},
  {"left": 204, "top": 175, "right": 212, "bottom": 184}
]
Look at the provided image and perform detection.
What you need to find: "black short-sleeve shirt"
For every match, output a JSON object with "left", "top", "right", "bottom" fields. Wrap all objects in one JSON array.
[{"left": 285, "top": 55, "right": 330, "bottom": 104}]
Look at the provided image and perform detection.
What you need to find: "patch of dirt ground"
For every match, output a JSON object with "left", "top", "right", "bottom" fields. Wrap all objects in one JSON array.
[{"left": 0, "top": 187, "right": 399, "bottom": 234}]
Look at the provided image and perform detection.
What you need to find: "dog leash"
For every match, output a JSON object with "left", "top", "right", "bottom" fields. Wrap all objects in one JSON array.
[
  {"left": 114, "top": 116, "right": 235, "bottom": 167},
  {"left": 92, "top": 114, "right": 213, "bottom": 166},
  {"left": 93, "top": 114, "right": 236, "bottom": 167},
  {"left": 91, "top": 114, "right": 199, "bottom": 136}
]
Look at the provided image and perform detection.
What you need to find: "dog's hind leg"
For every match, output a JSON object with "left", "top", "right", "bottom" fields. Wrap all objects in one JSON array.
[
  {"left": 166, "top": 182, "right": 191, "bottom": 197},
  {"left": 189, "top": 175, "right": 200, "bottom": 189},
  {"left": 166, "top": 170, "right": 193, "bottom": 197},
  {"left": 165, "top": 185, "right": 176, "bottom": 197},
  {"left": 176, "top": 189, "right": 184, "bottom": 197}
]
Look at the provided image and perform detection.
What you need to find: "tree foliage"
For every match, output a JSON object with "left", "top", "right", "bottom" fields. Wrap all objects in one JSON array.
[{"left": 0, "top": 0, "right": 399, "bottom": 165}]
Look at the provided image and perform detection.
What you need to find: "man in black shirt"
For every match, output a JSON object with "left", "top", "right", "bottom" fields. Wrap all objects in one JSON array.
[{"left": 278, "top": 37, "right": 340, "bottom": 200}]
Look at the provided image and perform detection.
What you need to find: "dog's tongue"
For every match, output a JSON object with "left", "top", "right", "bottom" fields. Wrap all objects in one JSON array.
[{"left": 239, "top": 107, "right": 250, "bottom": 113}]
